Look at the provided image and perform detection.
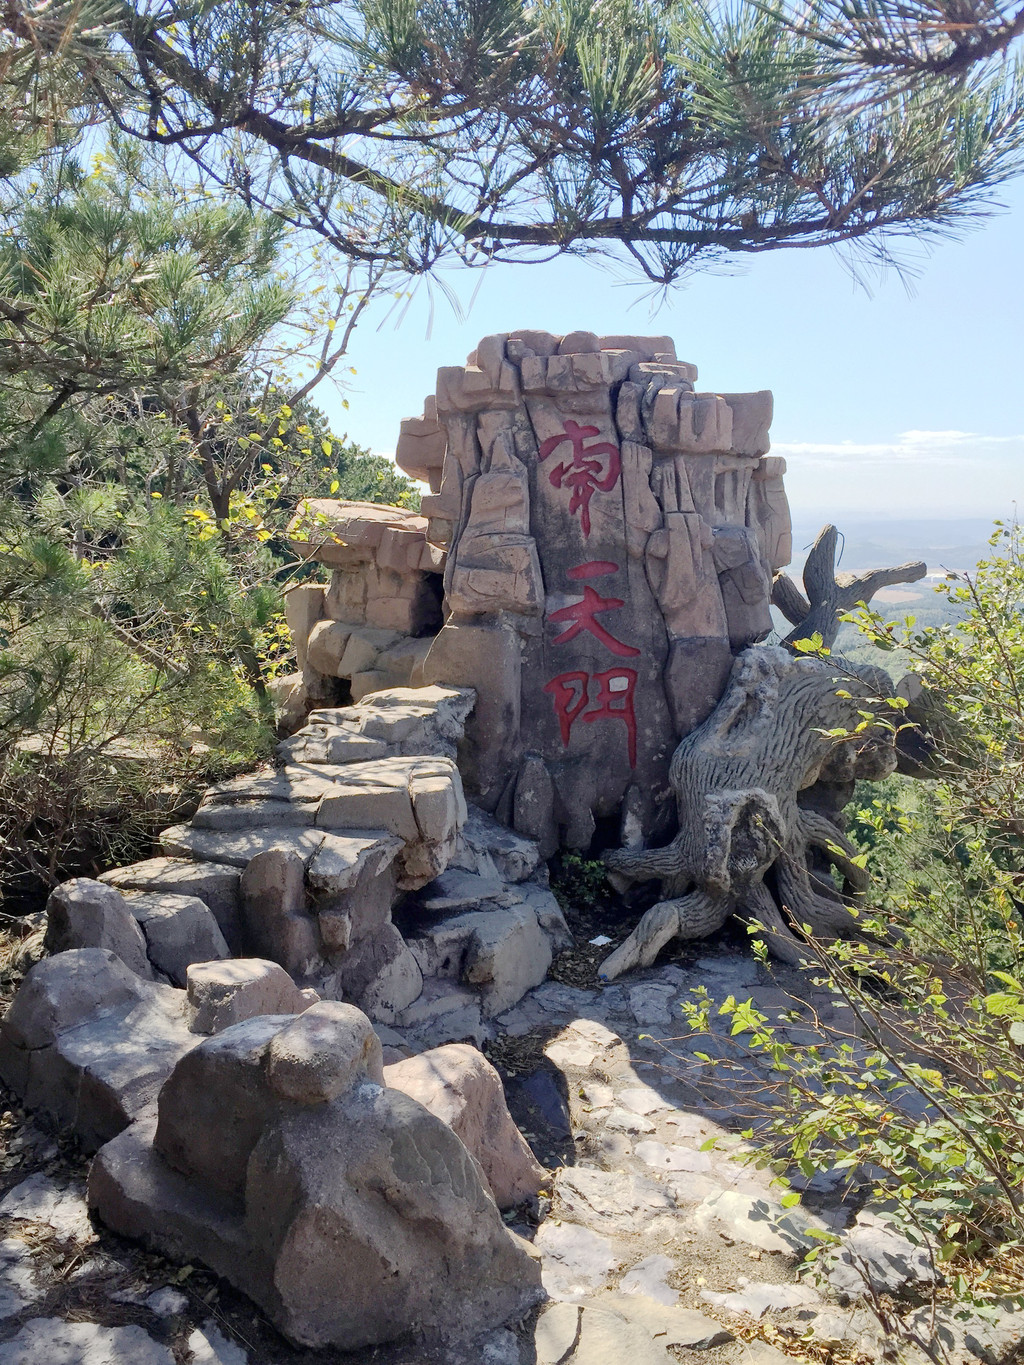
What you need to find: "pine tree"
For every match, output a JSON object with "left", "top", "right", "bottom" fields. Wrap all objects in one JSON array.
[
  {"left": 7, "top": 0, "right": 1023, "bottom": 286},
  {"left": 0, "top": 144, "right": 418, "bottom": 897}
]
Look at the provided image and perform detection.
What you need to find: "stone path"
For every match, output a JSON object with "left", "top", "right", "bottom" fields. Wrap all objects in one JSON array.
[{"left": 1, "top": 933, "right": 1015, "bottom": 1365}]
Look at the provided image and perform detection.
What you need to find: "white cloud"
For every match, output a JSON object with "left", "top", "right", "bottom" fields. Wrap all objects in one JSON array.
[
  {"left": 774, "top": 429, "right": 1023, "bottom": 519},
  {"left": 772, "top": 430, "right": 1024, "bottom": 466}
]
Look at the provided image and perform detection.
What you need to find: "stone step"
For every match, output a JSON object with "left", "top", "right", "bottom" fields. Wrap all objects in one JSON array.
[
  {"left": 200, "top": 764, "right": 348, "bottom": 806},
  {"left": 192, "top": 800, "right": 316, "bottom": 831},
  {"left": 276, "top": 728, "right": 388, "bottom": 766},
  {"left": 157, "top": 825, "right": 403, "bottom": 896},
  {"left": 193, "top": 756, "right": 465, "bottom": 855},
  {"left": 407, "top": 903, "right": 553, "bottom": 1018},
  {"left": 450, "top": 805, "right": 541, "bottom": 883}
]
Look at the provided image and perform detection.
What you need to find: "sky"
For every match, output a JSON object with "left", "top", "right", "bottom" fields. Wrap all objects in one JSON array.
[{"left": 314, "top": 177, "right": 1024, "bottom": 524}]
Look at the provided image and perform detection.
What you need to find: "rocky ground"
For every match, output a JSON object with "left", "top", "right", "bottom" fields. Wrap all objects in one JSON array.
[{"left": 0, "top": 912, "right": 1016, "bottom": 1365}]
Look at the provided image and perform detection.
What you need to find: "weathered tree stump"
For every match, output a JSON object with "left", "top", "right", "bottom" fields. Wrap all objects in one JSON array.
[{"left": 600, "top": 637, "right": 900, "bottom": 977}]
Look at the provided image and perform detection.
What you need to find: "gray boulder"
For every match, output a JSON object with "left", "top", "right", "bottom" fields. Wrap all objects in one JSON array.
[
  {"left": 88, "top": 1003, "right": 544, "bottom": 1351},
  {"left": 100, "top": 858, "right": 243, "bottom": 951},
  {"left": 126, "top": 893, "right": 230, "bottom": 986},
  {"left": 0, "top": 949, "right": 193, "bottom": 1151},
  {"left": 44, "top": 879, "right": 154, "bottom": 980}
]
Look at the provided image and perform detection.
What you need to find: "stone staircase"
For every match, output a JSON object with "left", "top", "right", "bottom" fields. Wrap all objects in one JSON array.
[{"left": 97, "top": 683, "right": 569, "bottom": 1040}]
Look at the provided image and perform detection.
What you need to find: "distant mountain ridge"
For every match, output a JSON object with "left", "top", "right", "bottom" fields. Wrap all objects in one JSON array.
[{"left": 787, "top": 516, "right": 1004, "bottom": 576}]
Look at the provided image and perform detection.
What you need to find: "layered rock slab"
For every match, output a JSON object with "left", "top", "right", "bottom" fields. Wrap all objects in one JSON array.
[{"left": 59, "top": 685, "right": 556, "bottom": 1031}]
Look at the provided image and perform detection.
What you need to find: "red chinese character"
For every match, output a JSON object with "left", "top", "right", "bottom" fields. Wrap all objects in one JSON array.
[
  {"left": 584, "top": 667, "right": 638, "bottom": 768},
  {"left": 543, "top": 671, "right": 590, "bottom": 747},
  {"left": 568, "top": 560, "right": 618, "bottom": 580},
  {"left": 548, "top": 585, "right": 640, "bottom": 658},
  {"left": 538, "top": 420, "right": 621, "bottom": 538},
  {"left": 543, "top": 668, "right": 638, "bottom": 767}
]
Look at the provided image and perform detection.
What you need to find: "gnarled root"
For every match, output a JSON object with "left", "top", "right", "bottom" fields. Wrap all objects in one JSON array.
[
  {"left": 602, "top": 638, "right": 899, "bottom": 977},
  {"left": 599, "top": 889, "right": 729, "bottom": 980},
  {"left": 776, "top": 853, "right": 859, "bottom": 937},
  {"left": 797, "top": 809, "right": 870, "bottom": 893},
  {"left": 604, "top": 836, "right": 689, "bottom": 887},
  {"left": 737, "top": 882, "right": 807, "bottom": 966}
]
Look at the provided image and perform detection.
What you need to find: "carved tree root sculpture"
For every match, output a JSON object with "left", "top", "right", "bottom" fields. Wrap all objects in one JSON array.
[{"left": 600, "top": 645, "right": 894, "bottom": 978}]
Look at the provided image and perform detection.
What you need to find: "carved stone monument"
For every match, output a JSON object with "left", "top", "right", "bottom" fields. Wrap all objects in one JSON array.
[{"left": 291, "top": 332, "right": 792, "bottom": 856}]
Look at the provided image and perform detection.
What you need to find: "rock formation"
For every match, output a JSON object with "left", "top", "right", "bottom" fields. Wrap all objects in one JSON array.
[
  {"left": 88, "top": 1003, "right": 543, "bottom": 1350},
  {"left": 0, "top": 328, "right": 938, "bottom": 1358},
  {"left": 288, "top": 332, "right": 792, "bottom": 853},
  {"left": 18, "top": 685, "right": 569, "bottom": 1047},
  {"left": 0, "top": 948, "right": 196, "bottom": 1152},
  {"left": 383, "top": 1042, "right": 546, "bottom": 1209}
]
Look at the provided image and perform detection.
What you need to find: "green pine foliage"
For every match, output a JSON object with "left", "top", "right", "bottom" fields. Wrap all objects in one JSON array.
[
  {"left": 0, "top": 144, "right": 419, "bottom": 901},
  {"left": 7, "top": 0, "right": 1020, "bottom": 288}
]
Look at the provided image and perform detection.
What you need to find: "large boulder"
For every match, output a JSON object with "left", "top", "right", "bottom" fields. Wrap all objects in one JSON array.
[
  {"left": 384, "top": 1043, "right": 546, "bottom": 1209},
  {"left": 0, "top": 949, "right": 193, "bottom": 1151},
  {"left": 89, "top": 1004, "right": 544, "bottom": 1351},
  {"left": 125, "top": 893, "right": 230, "bottom": 986},
  {"left": 44, "top": 879, "right": 154, "bottom": 980}
]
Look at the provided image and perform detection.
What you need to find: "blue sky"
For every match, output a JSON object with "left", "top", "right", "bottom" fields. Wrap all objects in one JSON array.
[{"left": 315, "top": 177, "right": 1024, "bottom": 523}]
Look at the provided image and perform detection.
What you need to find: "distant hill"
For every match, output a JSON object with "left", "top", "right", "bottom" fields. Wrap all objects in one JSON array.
[{"left": 787, "top": 516, "right": 1001, "bottom": 576}]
